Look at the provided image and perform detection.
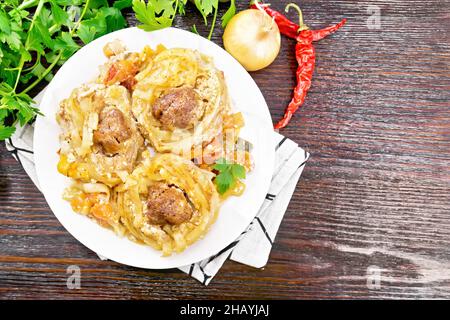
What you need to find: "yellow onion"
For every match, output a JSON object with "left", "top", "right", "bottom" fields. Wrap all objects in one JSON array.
[{"left": 223, "top": 9, "right": 281, "bottom": 71}]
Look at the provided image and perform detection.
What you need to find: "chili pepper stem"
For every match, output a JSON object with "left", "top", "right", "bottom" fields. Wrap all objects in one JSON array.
[{"left": 285, "top": 3, "right": 309, "bottom": 31}]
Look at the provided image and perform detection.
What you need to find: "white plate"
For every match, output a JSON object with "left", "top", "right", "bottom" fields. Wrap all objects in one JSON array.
[{"left": 34, "top": 27, "right": 275, "bottom": 269}]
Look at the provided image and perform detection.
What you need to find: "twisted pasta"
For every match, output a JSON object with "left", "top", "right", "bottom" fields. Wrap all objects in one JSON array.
[
  {"left": 57, "top": 84, "right": 144, "bottom": 187},
  {"left": 56, "top": 42, "right": 250, "bottom": 256},
  {"left": 132, "top": 47, "right": 242, "bottom": 158},
  {"left": 115, "top": 153, "right": 220, "bottom": 256}
]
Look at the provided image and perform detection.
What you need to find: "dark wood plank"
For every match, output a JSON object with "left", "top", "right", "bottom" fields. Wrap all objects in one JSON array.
[{"left": 1, "top": 0, "right": 449, "bottom": 299}]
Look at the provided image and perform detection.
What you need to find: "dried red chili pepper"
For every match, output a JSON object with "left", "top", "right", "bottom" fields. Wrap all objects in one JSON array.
[
  {"left": 250, "top": 3, "right": 299, "bottom": 39},
  {"left": 250, "top": 3, "right": 346, "bottom": 42},
  {"left": 275, "top": 29, "right": 315, "bottom": 129},
  {"left": 250, "top": 2, "right": 346, "bottom": 129},
  {"left": 312, "top": 19, "right": 347, "bottom": 42}
]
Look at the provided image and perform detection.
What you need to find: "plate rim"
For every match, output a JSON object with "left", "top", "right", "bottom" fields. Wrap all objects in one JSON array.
[{"left": 34, "top": 26, "right": 275, "bottom": 269}]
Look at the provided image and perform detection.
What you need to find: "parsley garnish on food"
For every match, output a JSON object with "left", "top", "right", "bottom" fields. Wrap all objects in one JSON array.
[
  {"left": 213, "top": 158, "right": 246, "bottom": 195},
  {"left": 132, "top": 0, "right": 236, "bottom": 40},
  {"left": 0, "top": 0, "right": 129, "bottom": 141}
]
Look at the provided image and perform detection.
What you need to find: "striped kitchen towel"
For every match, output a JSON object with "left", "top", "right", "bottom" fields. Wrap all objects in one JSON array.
[{"left": 5, "top": 91, "right": 309, "bottom": 285}]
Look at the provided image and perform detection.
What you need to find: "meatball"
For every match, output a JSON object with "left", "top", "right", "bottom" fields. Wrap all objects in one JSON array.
[
  {"left": 93, "top": 107, "right": 131, "bottom": 155},
  {"left": 152, "top": 87, "right": 202, "bottom": 130},
  {"left": 145, "top": 182, "right": 193, "bottom": 225}
]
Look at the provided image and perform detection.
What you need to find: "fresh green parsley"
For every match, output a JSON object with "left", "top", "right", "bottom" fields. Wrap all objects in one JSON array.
[
  {"left": 0, "top": 0, "right": 238, "bottom": 141},
  {"left": 191, "top": 23, "right": 200, "bottom": 35},
  {"left": 221, "top": 0, "right": 235, "bottom": 28},
  {"left": 213, "top": 158, "right": 246, "bottom": 195},
  {"left": 132, "top": 0, "right": 236, "bottom": 40},
  {"left": 132, "top": 0, "right": 183, "bottom": 31},
  {"left": 0, "top": 0, "right": 129, "bottom": 141}
]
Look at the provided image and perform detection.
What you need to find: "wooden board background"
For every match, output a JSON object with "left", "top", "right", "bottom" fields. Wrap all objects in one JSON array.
[{"left": 0, "top": 0, "right": 449, "bottom": 299}]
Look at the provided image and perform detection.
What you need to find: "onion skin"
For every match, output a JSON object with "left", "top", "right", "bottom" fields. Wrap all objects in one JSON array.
[{"left": 223, "top": 9, "right": 281, "bottom": 71}]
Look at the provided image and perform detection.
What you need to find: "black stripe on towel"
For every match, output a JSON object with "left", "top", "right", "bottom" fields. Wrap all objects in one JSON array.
[
  {"left": 198, "top": 265, "right": 212, "bottom": 285},
  {"left": 204, "top": 221, "right": 256, "bottom": 267},
  {"left": 7, "top": 146, "right": 23, "bottom": 168},
  {"left": 8, "top": 138, "right": 34, "bottom": 154},
  {"left": 239, "top": 220, "right": 254, "bottom": 237},
  {"left": 265, "top": 193, "right": 276, "bottom": 201},
  {"left": 298, "top": 158, "right": 309, "bottom": 169},
  {"left": 206, "top": 239, "right": 240, "bottom": 264},
  {"left": 204, "top": 220, "right": 256, "bottom": 266},
  {"left": 275, "top": 137, "right": 287, "bottom": 151},
  {"left": 255, "top": 217, "right": 273, "bottom": 245},
  {"left": 188, "top": 264, "right": 195, "bottom": 276}
]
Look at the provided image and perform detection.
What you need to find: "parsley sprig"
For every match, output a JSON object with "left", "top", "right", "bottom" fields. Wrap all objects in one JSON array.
[
  {"left": 0, "top": 0, "right": 238, "bottom": 141},
  {"left": 0, "top": 0, "right": 129, "bottom": 140},
  {"left": 132, "top": 0, "right": 236, "bottom": 40},
  {"left": 213, "top": 158, "right": 246, "bottom": 195}
]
